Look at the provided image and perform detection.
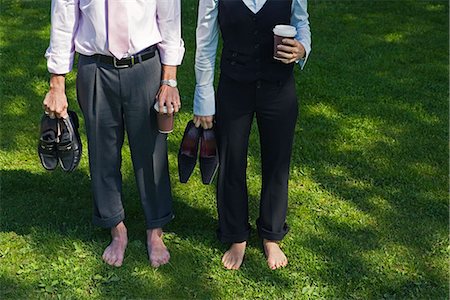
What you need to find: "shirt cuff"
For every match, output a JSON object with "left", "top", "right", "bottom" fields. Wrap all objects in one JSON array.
[
  {"left": 157, "top": 40, "right": 185, "bottom": 66},
  {"left": 45, "top": 50, "right": 74, "bottom": 74},
  {"left": 296, "top": 40, "right": 311, "bottom": 70},
  {"left": 193, "top": 84, "right": 216, "bottom": 116}
]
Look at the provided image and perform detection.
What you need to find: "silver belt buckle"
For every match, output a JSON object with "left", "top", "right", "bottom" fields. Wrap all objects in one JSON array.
[{"left": 113, "top": 56, "right": 130, "bottom": 68}]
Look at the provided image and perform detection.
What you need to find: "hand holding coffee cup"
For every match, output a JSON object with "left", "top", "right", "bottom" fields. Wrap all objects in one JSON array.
[
  {"left": 156, "top": 84, "right": 181, "bottom": 115},
  {"left": 154, "top": 102, "right": 175, "bottom": 134},
  {"left": 273, "top": 25, "right": 306, "bottom": 64}
]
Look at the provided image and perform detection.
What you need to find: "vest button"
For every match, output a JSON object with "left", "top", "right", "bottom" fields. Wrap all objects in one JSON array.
[
  {"left": 232, "top": 52, "right": 237, "bottom": 57},
  {"left": 255, "top": 58, "right": 260, "bottom": 63},
  {"left": 230, "top": 61, "right": 236, "bottom": 66},
  {"left": 256, "top": 80, "right": 262, "bottom": 88},
  {"left": 252, "top": 17, "right": 257, "bottom": 22},
  {"left": 253, "top": 30, "right": 259, "bottom": 35},
  {"left": 254, "top": 43, "right": 260, "bottom": 49}
]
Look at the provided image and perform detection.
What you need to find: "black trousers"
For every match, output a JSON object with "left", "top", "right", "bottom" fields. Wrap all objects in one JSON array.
[
  {"left": 215, "top": 73, "right": 298, "bottom": 243},
  {"left": 76, "top": 52, "right": 173, "bottom": 229}
]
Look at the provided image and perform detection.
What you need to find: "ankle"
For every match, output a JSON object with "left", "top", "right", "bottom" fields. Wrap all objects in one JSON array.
[
  {"left": 231, "top": 241, "right": 247, "bottom": 248},
  {"left": 111, "top": 222, "right": 127, "bottom": 240},
  {"left": 263, "top": 239, "right": 281, "bottom": 248},
  {"left": 147, "top": 228, "right": 163, "bottom": 242}
]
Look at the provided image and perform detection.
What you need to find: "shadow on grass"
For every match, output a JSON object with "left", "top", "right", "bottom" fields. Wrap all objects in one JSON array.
[
  {"left": 0, "top": 0, "right": 79, "bottom": 153},
  {"left": 0, "top": 168, "right": 225, "bottom": 298}
]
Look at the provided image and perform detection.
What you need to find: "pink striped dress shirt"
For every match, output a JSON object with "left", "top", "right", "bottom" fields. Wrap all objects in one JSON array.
[{"left": 45, "top": 0, "right": 185, "bottom": 74}]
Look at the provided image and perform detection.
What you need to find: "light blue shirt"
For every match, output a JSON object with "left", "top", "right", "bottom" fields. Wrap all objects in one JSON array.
[{"left": 194, "top": 0, "right": 312, "bottom": 116}]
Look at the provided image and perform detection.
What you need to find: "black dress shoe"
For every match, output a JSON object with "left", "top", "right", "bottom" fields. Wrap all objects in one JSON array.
[
  {"left": 57, "top": 110, "right": 82, "bottom": 172},
  {"left": 178, "top": 120, "right": 202, "bottom": 183},
  {"left": 38, "top": 114, "right": 59, "bottom": 171},
  {"left": 199, "top": 128, "right": 219, "bottom": 185}
]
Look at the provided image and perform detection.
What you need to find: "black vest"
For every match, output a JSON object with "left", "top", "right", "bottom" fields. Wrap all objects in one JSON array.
[{"left": 218, "top": 0, "right": 294, "bottom": 82}]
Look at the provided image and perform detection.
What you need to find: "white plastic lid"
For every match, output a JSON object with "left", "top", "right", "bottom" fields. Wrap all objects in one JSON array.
[
  {"left": 273, "top": 25, "right": 297, "bottom": 38},
  {"left": 154, "top": 102, "right": 168, "bottom": 114}
]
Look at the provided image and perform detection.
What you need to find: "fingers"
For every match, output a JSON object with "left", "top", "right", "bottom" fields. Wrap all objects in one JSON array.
[
  {"left": 58, "top": 108, "right": 68, "bottom": 119},
  {"left": 201, "top": 116, "right": 214, "bottom": 130},
  {"left": 194, "top": 117, "right": 201, "bottom": 128},
  {"left": 276, "top": 39, "right": 305, "bottom": 64},
  {"left": 201, "top": 119, "right": 213, "bottom": 130},
  {"left": 157, "top": 86, "right": 181, "bottom": 115},
  {"left": 281, "top": 38, "right": 297, "bottom": 46},
  {"left": 193, "top": 115, "right": 214, "bottom": 129},
  {"left": 277, "top": 44, "right": 297, "bottom": 55},
  {"left": 43, "top": 91, "right": 68, "bottom": 118}
]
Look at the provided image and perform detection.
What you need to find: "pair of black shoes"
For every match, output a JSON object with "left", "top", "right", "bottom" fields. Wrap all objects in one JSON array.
[
  {"left": 38, "top": 110, "right": 82, "bottom": 172},
  {"left": 178, "top": 121, "right": 219, "bottom": 184}
]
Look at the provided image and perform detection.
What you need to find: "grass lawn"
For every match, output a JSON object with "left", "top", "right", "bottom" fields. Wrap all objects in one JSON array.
[{"left": 0, "top": 0, "right": 448, "bottom": 298}]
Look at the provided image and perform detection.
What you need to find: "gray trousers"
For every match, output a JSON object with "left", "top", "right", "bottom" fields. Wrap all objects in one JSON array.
[{"left": 76, "top": 51, "right": 173, "bottom": 229}]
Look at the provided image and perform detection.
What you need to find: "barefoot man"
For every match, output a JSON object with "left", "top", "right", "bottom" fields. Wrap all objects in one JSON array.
[
  {"left": 193, "top": 0, "right": 311, "bottom": 270},
  {"left": 44, "top": 0, "right": 184, "bottom": 267}
]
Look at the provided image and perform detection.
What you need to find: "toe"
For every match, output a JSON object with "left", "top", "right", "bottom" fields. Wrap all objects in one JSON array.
[
  {"left": 114, "top": 261, "right": 122, "bottom": 267},
  {"left": 160, "top": 256, "right": 169, "bottom": 266},
  {"left": 151, "top": 261, "right": 160, "bottom": 268},
  {"left": 114, "top": 257, "right": 123, "bottom": 267},
  {"left": 222, "top": 252, "right": 229, "bottom": 263},
  {"left": 102, "top": 248, "right": 110, "bottom": 261},
  {"left": 267, "top": 259, "right": 275, "bottom": 269},
  {"left": 165, "top": 255, "right": 171, "bottom": 264},
  {"left": 108, "top": 255, "right": 117, "bottom": 266},
  {"left": 223, "top": 259, "right": 233, "bottom": 269}
]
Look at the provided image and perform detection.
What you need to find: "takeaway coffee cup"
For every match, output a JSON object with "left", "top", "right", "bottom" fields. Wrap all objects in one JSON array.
[
  {"left": 153, "top": 102, "right": 174, "bottom": 134},
  {"left": 273, "top": 25, "right": 297, "bottom": 60}
]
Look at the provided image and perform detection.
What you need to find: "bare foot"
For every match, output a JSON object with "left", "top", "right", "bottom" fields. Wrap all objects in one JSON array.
[
  {"left": 263, "top": 239, "right": 288, "bottom": 270},
  {"left": 222, "top": 241, "right": 246, "bottom": 270},
  {"left": 102, "top": 222, "right": 128, "bottom": 267},
  {"left": 147, "top": 228, "right": 170, "bottom": 268}
]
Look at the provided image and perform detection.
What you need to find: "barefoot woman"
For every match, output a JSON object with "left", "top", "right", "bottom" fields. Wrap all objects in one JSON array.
[{"left": 193, "top": 0, "right": 311, "bottom": 270}]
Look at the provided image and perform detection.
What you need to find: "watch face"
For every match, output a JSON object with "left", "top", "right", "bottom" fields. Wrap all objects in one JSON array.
[{"left": 162, "top": 80, "right": 177, "bottom": 87}]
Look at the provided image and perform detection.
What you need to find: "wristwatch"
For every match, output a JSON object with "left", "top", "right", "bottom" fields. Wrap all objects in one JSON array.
[{"left": 161, "top": 79, "right": 178, "bottom": 88}]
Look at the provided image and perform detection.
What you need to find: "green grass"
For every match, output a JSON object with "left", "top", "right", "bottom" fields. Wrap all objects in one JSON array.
[{"left": 0, "top": 0, "right": 448, "bottom": 298}]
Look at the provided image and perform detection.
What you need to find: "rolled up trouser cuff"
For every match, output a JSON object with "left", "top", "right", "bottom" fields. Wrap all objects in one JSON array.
[
  {"left": 217, "top": 227, "right": 251, "bottom": 244},
  {"left": 93, "top": 209, "right": 125, "bottom": 228},
  {"left": 257, "top": 219, "right": 289, "bottom": 241},
  {"left": 146, "top": 212, "right": 174, "bottom": 229}
]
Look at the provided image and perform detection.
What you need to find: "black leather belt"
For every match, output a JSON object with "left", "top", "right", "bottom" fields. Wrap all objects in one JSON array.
[{"left": 86, "top": 45, "right": 157, "bottom": 68}]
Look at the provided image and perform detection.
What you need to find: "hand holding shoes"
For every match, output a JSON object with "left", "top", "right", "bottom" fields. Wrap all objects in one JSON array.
[{"left": 178, "top": 120, "right": 219, "bottom": 184}]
